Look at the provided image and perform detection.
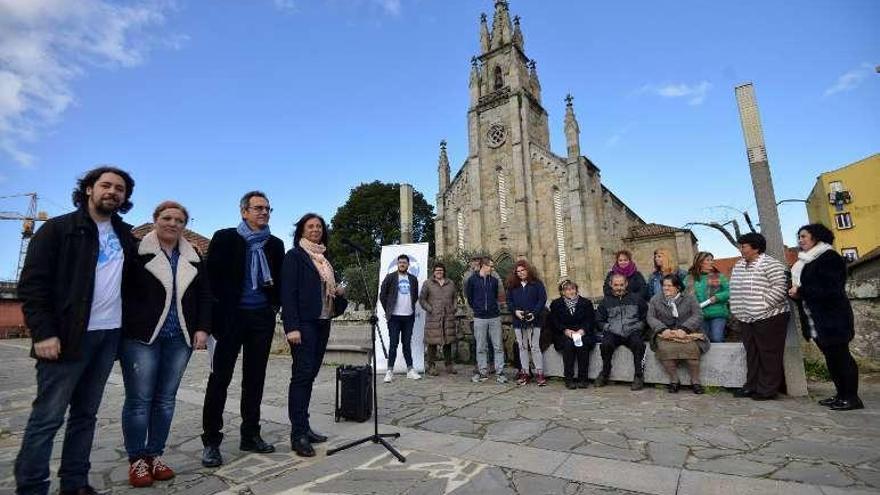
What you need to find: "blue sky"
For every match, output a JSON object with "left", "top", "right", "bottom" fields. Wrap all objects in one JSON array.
[{"left": 0, "top": 0, "right": 877, "bottom": 278}]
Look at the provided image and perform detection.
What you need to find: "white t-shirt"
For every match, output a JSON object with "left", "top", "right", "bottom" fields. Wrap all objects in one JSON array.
[
  {"left": 88, "top": 221, "right": 124, "bottom": 331},
  {"left": 392, "top": 273, "right": 414, "bottom": 316}
]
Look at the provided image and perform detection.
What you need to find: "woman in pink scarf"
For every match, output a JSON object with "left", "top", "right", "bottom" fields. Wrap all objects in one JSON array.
[{"left": 602, "top": 249, "right": 648, "bottom": 300}]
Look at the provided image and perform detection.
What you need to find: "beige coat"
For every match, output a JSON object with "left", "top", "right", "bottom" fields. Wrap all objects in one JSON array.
[{"left": 419, "top": 278, "right": 458, "bottom": 345}]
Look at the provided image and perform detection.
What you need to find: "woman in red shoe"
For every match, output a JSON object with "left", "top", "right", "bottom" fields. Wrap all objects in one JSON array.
[
  {"left": 505, "top": 260, "right": 548, "bottom": 386},
  {"left": 121, "top": 201, "right": 211, "bottom": 487}
]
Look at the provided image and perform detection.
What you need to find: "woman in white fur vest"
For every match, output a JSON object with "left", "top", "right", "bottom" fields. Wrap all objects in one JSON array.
[{"left": 120, "top": 201, "right": 212, "bottom": 487}]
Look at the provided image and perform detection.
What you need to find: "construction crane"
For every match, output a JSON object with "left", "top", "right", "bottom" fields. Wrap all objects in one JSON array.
[{"left": 0, "top": 193, "right": 48, "bottom": 281}]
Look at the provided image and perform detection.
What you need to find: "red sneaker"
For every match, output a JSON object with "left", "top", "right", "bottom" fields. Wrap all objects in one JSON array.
[
  {"left": 517, "top": 372, "right": 530, "bottom": 385},
  {"left": 128, "top": 458, "right": 153, "bottom": 487},
  {"left": 536, "top": 373, "right": 547, "bottom": 387},
  {"left": 150, "top": 456, "right": 175, "bottom": 481}
]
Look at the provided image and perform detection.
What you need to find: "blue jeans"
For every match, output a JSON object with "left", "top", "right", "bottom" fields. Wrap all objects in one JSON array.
[
  {"left": 120, "top": 332, "right": 192, "bottom": 460},
  {"left": 702, "top": 318, "right": 727, "bottom": 343},
  {"left": 387, "top": 314, "right": 415, "bottom": 369},
  {"left": 14, "top": 329, "right": 120, "bottom": 495},
  {"left": 288, "top": 319, "right": 331, "bottom": 438}
]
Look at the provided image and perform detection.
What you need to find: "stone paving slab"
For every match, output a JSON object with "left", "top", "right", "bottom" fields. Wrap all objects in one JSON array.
[{"left": 2, "top": 339, "right": 879, "bottom": 495}]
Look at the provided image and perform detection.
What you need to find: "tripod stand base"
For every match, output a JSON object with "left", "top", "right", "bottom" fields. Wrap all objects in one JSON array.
[{"left": 327, "top": 432, "right": 405, "bottom": 462}]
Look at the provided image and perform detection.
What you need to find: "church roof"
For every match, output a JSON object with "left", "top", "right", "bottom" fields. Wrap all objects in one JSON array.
[
  {"left": 626, "top": 223, "right": 693, "bottom": 240},
  {"left": 132, "top": 223, "right": 211, "bottom": 255}
]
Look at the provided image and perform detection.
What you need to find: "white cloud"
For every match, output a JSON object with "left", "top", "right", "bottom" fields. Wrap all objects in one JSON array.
[
  {"left": 824, "top": 63, "right": 873, "bottom": 97},
  {"left": 638, "top": 81, "right": 711, "bottom": 106},
  {"left": 374, "top": 0, "right": 401, "bottom": 16},
  {"left": 0, "top": 0, "right": 179, "bottom": 166},
  {"left": 273, "top": 0, "right": 298, "bottom": 13},
  {"left": 605, "top": 123, "right": 635, "bottom": 148}
]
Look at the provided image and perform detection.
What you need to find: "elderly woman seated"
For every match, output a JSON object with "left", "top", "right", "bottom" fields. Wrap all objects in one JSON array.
[{"left": 647, "top": 274, "right": 710, "bottom": 394}]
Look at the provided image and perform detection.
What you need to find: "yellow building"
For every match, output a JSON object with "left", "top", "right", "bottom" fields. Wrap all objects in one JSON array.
[{"left": 806, "top": 153, "right": 880, "bottom": 262}]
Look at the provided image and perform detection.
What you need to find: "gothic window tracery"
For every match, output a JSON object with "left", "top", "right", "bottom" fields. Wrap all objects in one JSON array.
[
  {"left": 457, "top": 210, "right": 465, "bottom": 252},
  {"left": 494, "top": 66, "right": 504, "bottom": 90},
  {"left": 553, "top": 187, "right": 568, "bottom": 278},
  {"left": 497, "top": 167, "right": 509, "bottom": 224}
]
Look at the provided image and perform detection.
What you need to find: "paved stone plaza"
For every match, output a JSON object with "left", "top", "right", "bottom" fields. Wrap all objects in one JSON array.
[{"left": 1, "top": 338, "right": 878, "bottom": 495}]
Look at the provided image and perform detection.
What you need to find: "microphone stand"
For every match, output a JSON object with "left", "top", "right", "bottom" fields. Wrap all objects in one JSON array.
[{"left": 327, "top": 245, "right": 405, "bottom": 462}]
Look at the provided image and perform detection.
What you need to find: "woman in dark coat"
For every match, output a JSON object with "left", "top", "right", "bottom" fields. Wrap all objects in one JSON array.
[
  {"left": 419, "top": 263, "right": 458, "bottom": 375},
  {"left": 281, "top": 213, "right": 348, "bottom": 457},
  {"left": 603, "top": 249, "right": 648, "bottom": 300},
  {"left": 647, "top": 274, "right": 708, "bottom": 394},
  {"left": 549, "top": 280, "right": 597, "bottom": 389},
  {"left": 789, "top": 223, "right": 862, "bottom": 411}
]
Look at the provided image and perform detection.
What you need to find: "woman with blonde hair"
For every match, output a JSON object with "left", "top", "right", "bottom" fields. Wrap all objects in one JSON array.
[{"left": 647, "top": 248, "right": 687, "bottom": 300}]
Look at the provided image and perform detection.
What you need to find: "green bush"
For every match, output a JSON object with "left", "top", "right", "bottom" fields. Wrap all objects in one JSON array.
[{"left": 803, "top": 357, "right": 831, "bottom": 381}]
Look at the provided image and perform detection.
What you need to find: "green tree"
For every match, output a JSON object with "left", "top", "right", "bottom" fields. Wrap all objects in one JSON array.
[
  {"left": 341, "top": 261, "right": 379, "bottom": 308},
  {"left": 327, "top": 181, "right": 434, "bottom": 271}
]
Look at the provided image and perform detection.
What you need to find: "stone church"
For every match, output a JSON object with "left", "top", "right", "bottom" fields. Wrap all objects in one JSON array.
[{"left": 434, "top": 1, "right": 697, "bottom": 297}]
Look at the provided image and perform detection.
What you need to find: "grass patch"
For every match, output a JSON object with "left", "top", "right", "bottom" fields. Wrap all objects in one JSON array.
[{"left": 804, "top": 357, "right": 831, "bottom": 381}]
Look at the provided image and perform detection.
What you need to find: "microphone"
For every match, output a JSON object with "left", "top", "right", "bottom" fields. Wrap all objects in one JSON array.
[{"left": 342, "top": 238, "right": 369, "bottom": 255}]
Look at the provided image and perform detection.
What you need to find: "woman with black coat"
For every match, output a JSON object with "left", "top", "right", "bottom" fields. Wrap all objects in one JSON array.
[
  {"left": 549, "top": 280, "right": 597, "bottom": 389},
  {"left": 789, "top": 223, "right": 863, "bottom": 411},
  {"left": 281, "top": 213, "right": 348, "bottom": 457}
]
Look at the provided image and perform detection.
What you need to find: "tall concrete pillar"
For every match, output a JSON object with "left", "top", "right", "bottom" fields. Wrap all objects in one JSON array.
[
  {"left": 400, "top": 183, "right": 414, "bottom": 244},
  {"left": 735, "top": 82, "right": 808, "bottom": 397}
]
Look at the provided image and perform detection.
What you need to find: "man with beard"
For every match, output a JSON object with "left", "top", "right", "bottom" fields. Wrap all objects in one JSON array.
[
  {"left": 200, "top": 191, "right": 285, "bottom": 467},
  {"left": 15, "top": 166, "right": 138, "bottom": 495}
]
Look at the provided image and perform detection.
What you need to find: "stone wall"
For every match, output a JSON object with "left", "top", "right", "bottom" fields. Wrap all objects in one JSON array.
[{"left": 847, "top": 277, "right": 880, "bottom": 363}]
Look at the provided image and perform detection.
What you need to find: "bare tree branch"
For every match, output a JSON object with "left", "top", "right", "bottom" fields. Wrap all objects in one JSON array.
[
  {"left": 742, "top": 211, "right": 757, "bottom": 233},
  {"left": 683, "top": 222, "right": 739, "bottom": 247}
]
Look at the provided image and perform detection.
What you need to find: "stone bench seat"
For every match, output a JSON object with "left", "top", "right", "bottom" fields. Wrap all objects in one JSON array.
[{"left": 541, "top": 343, "right": 747, "bottom": 388}]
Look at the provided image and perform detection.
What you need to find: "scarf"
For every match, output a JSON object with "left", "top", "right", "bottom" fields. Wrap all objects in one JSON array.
[
  {"left": 564, "top": 296, "right": 578, "bottom": 315},
  {"left": 611, "top": 261, "right": 637, "bottom": 279},
  {"left": 791, "top": 241, "right": 834, "bottom": 287},
  {"left": 664, "top": 292, "right": 681, "bottom": 318},
  {"left": 237, "top": 221, "right": 273, "bottom": 290},
  {"left": 299, "top": 238, "right": 336, "bottom": 298}
]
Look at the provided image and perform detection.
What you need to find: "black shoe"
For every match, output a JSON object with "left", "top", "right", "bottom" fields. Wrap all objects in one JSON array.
[
  {"left": 595, "top": 373, "right": 609, "bottom": 387},
  {"left": 240, "top": 435, "right": 275, "bottom": 453},
  {"left": 59, "top": 486, "right": 98, "bottom": 495},
  {"left": 692, "top": 384, "right": 705, "bottom": 395},
  {"left": 631, "top": 375, "right": 644, "bottom": 391},
  {"left": 307, "top": 428, "right": 328, "bottom": 444},
  {"left": 830, "top": 398, "right": 865, "bottom": 411},
  {"left": 666, "top": 382, "right": 680, "bottom": 393},
  {"left": 818, "top": 396, "right": 839, "bottom": 407},
  {"left": 201, "top": 445, "right": 223, "bottom": 467},
  {"left": 751, "top": 393, "right": 777, "bottom": 401},
  {"left": 565, "top": 380, "right": 577, "bottom": 390},
  {"left": 577, "top": 379, "right": 589, "bottom": 389},
  {"left": 291, "top": 436, "right": 315, "bottom": 457},
  {"left": 733, "top": 388, "right": 755, "bottom": 398}
]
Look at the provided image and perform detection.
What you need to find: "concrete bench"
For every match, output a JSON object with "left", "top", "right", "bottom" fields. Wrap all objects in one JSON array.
[{"left": 541, "top": 343, "right": 747, "bottom": 388}]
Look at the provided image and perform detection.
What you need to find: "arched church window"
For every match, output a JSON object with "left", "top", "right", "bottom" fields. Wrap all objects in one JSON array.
[
  {"left": 457, "top": 210, "right": 465, "bottom": 252},
  {"left": 497, "top": 167, "right": 509, "bottom": 224},
  {"left": 494, "top": 66, "right": 503, "bottom": 90},
  {"left": 553, "top": 188, "right": 568, "bottom": 278}
]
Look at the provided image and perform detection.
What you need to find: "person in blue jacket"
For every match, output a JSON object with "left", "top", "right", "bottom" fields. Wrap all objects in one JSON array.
[
  {"left": 506, "top": 260, "right": 548, "bottom": 386},
  {"left": 465, "top": 257, "right": 507, "bottom": 384}
]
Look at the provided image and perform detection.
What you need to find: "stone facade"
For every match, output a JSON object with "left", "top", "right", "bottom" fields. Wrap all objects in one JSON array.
[{"left": 434, "top": 1, "right": 696, "bottom": 297}]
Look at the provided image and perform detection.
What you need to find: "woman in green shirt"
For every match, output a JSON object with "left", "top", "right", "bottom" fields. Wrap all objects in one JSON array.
[{"left": 686, "top": 252, "right": 730, "bottom": 343}]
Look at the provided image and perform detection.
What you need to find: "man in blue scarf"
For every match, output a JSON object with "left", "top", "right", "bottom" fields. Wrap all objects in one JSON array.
[{"left": 200, "top": 191, "right": 285, "bottom": 468}]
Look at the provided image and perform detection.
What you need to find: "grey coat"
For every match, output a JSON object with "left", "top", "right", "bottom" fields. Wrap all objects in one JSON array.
[
  {"left": 419, "top": 278, "right": 458, "bottom": 345},
  {"left": 646, "top": 293, "right": 709, "bottom": 353}
]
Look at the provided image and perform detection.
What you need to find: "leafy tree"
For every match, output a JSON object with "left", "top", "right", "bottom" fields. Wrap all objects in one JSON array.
[
  {"left": 341, "top": 261, "right": 379, "bottom": 308},
  {"left": 327, "top": 181, "right": 434, "bottom": 271}
]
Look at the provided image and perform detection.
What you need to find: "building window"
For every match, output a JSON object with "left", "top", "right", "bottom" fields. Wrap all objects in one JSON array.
[
  {"left": 457, "top": 210, "right": 465, "bottom": 251},
  {"left": 553, "top": 188, "right": 568, "bottom": 278},
  {"left": 841, "top": 248, "right": 858, "bottom": 263},
  {"left": 829, "top": 181, "right": 843, "bottom": 193},
  {"left": 494, "top": 66, "right": 503, "bottom": 90},
  {"left": 834, "top": 212, "right": 853, "bottom": 230},
  {"left": 497, "top": 169, "right": 509, "bottom": 224}
]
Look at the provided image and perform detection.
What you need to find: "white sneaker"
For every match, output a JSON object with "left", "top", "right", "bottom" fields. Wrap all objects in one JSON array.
[
  {"left": 384, "top": 370, "right": 393, "bottom": 383},
  {"left": 406, "top": 369, "right": 422, "bottom": 380}
]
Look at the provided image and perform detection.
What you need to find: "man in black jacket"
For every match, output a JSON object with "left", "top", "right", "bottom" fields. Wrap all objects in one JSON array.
[
  {"left": 15, "top": 166, "right": 137, "bottom": 495},
  {"left": 379, "top": 254, "right": 420, "bottom": 383},
  {"left": 200, "top": 191, "right": 285, "bottom": 467},
  {"left": 595, "top": 274, "right": 649, "bottom": 391}
]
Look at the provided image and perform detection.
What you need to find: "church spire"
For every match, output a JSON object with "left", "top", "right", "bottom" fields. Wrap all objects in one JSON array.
[
  {"left": 529, "top": 59, "right": 541, "bottom": 101},
  {"left": 490, "top": 0, "right": 512, "bottom": 50},
  {"left": 479, "top": 13, "right": 490, "bottom": 54},
  {"left": 564, "top": 94, "right": 581, "bottom": 160},
  {"left": 512, "top": 15, "right": 523, "bottom": 49},
  {"left": 469, "top": 57, "right": 481, "bottom": 105},
  {"left": 438, "top": 140, "right": 450, "bottom": 193}
]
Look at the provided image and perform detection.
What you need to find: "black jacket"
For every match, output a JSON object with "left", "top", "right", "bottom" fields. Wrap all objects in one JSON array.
[
  {"left": 603, "top": 270, "right": 649, "bottom": 301},
  {"left": 380, "top": 271, "right": 418, "bottom": 317},
  {"left": 596, "top": 291, "right": 648, "bottom": 339},
  {"left": 207, "top": 228, "right": 284, "bottom": 339},
  {"left": 549, "top": 296, "right": 597, "bottom": 349},
  {"left": 19, "top": 208, "right": 137, "bottom": 360},
  {"left": 795, "top": 250, "right": 854, "bottom": 346},
  {"left": 123, "top": 231, "right": 212, "bottom": 346},
  {"left": 465, "top": 273, "right": 501, "bottom": 318},
  {"left": 281, "top": 245, "right": 348, "bottom": 332}
]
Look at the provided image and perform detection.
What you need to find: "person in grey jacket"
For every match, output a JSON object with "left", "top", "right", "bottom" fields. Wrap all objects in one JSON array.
[
  {"left": 595, "top": 273, "right": 648, "bottom": 390},
  {"left": 647, "top": 274, "right": 709, "bottom": 394}
]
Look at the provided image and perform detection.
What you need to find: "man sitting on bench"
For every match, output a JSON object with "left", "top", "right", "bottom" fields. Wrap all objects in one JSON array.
[{"left": 596, "top": 274, "right": 649, "bottom": 391}]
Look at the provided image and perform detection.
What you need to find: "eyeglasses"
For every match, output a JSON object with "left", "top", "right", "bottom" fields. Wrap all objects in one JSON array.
[{"left": 247, "top": 206, "right": 273, "bottom": 213}]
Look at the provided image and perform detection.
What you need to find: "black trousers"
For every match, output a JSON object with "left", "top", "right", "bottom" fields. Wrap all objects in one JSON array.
[
  {"left": 740, "top": 312, "right": 789, "bottom": 397},
  {"left": 818, "top": 341, "right": 860, "bottom": 401},
  {"left": 288, "top": 319, "right": 331, "bottom": 439},
  {"left": 387, "top": 314, "right": 415, "bottom": 368},
  {"left": 600, "top": 332, "right": 645, "bottom": 377},
  {"left": 561, "top": 339, "right": 593, "bottom": 381},
  {"left": 202, "top": 307, "right": 276, "bottom": 446}
]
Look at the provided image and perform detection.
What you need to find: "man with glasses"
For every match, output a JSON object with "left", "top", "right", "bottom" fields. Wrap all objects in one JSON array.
[{"left": 200, "top": 191, "right": 285, "bottom": 467}]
